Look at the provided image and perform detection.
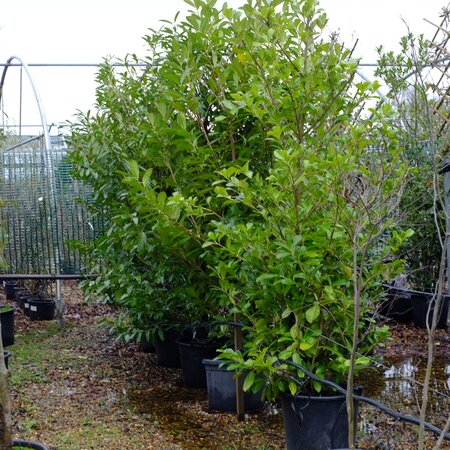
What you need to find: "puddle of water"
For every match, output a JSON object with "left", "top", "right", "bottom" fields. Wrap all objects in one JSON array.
[{"left": 357, "top": 356, "right": 450, "bottom": 422}]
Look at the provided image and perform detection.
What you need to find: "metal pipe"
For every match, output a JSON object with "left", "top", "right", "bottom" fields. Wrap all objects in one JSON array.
[
  {"left": 0, "top": 273, "right": 96, "bottom": 280},
  {"left": 0, "top": 56, "right": 51, "bottom": 151}
]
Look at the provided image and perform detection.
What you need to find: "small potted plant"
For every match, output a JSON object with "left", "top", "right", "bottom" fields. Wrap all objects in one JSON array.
[{"left": 22, "top": 279, "right": 56, "bottom": 321}]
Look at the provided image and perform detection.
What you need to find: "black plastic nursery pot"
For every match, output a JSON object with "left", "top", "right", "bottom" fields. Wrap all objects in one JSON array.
[
  {"left": 202, "top": 358, "right": 264, "bottom": 412},
  {"left": 410, "top": 291, "right": 449, "bottom": 329},
  {"left": 3, "top": 280, "right": 18, "bottom": 301},
  {"left": 28, "top": 298, "right": 56, "bottom": 321},
  {"left": 141, "top": 338, "right": 155, "bottom": 353},
  {"left": 154, "top": 329, "right": 181, "bottom": 368},
  {"left": 15, "top": 290, "right": 31, "bottom": 315},
  {"left": 380, "top": 286, "right": 413, "bottom": 324},
  {"left": 281, "top": 390, "right": 361, "bottom": 450},
  {"left": 11, "top": 439, "right": 49, "bottom": 449},
  {"left": 0, "top": 305, "right": 15, "bottom": 347},
  {"left": 178, "top": 340, "right": 221, "bottom": 388}
]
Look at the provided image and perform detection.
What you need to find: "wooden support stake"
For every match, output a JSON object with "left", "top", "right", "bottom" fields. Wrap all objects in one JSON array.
[
  {"left": 234, "top": 312, "right": 245, "bottom": 420},
  {"left": 55, "top": 279, "right": 64, "bottom": 330}
]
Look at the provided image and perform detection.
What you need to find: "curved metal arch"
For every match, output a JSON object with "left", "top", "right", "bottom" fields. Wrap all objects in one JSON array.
[
  {"left": 0, "top": 54, "right": 56, "bottom": 207},
  {"left": 0, "top": 56, "right": 63, "bottom": 327},
  {"left": 0, "top": 55, "right": 51, "bottom": 150}
]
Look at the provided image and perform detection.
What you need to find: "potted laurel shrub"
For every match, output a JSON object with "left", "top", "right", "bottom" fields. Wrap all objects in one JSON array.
[
  {"left": 210, "top": 140, "right": 407, "bottom": 449},
  {"left": 65, "top": 0, "right": 277, "bottom": 381},
  {"left": 177, "top": 1, "right": 409, "bottom": 449}
]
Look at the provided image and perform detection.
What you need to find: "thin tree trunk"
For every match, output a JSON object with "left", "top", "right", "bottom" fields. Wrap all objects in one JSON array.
[
  {"left": 433, "top": 414, "right": 450, "bottom": 450},
  {"left": 418, "top": 233, "right": 448, "bottom": 449},
  {"left": 346, "top": 230, "right": 361, "bottom": 450}
]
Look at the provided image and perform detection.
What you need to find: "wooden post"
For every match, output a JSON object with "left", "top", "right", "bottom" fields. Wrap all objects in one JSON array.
[
  {"left": 55, "top": 279, "right": 64, "bottom": 330},
  {"left": 234, "top": 312, "right": 245, "bottom": 420}
]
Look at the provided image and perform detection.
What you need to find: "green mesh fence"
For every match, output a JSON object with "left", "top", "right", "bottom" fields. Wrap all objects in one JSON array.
[{"left": 0, "top": 134, "right": 103, "bottom": 275}]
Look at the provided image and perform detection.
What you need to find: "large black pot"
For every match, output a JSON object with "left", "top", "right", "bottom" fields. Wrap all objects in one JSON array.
[
  {"left": 281, "top": 390, "right": 360, "bottom": 450},
  {"left": 11, "top": 439, "right": 49, "bottom": 449},
  {"left": 380, "top": 286, "right": 413, "bottom": 324},
  {"left": 410, "top": 291, "right": 449, "bottom": 329},
  {"left": 0, "top": 305, "right": 15, "bottom": 347},
  {"left": 154, "top": 329, "right": 181, "bottom": 368},
  {"left": 28, "top": 298, "right": 56, "bottom": 321},
  {"left": 178, "top": 340, "right": 221, "bottom": 388},
  {"left": 202, "top": 358, "right": 264, "bottom": 412}
]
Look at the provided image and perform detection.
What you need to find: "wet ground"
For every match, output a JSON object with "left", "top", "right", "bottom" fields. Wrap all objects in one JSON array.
[{"left": 356, "top": 321, "right": 450, "bottom": 449}]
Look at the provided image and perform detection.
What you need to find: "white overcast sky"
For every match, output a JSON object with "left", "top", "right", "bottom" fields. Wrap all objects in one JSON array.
[{"left": 0, "top": 0, "right": 448, "bottom": 134}]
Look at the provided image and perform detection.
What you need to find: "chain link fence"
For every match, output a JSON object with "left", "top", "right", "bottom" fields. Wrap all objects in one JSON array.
[{"left": 0, "top": 134, "right": 103, "bottom": 275}]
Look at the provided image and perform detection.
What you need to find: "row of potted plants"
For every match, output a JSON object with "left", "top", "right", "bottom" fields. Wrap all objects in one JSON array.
[
  {"left": 149, "top": 323, "right": 265, "bottom": 413},
  {"left": 381, "top": 283, "right": 449, "bottom": 328},
  {"left": 65, "top": 0, "right": 448, "bottom": 448},
  {"left": 3, "top": 280, "right": 56, "bottom": 321}
]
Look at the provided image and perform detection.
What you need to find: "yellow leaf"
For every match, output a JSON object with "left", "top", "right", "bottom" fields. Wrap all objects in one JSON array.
[
  {"left": 237, "top": 52, "right": 247, "bottom": 64},
  {"left": 300, "top": 341, "right": 314, "bottom": 351}
]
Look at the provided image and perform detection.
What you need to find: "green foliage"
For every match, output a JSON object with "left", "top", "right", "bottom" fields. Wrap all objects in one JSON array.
[
  {"left": 208, "top": 116, "right": 407, "bottom": 397},
  {"left": 68, "top": 0, "right": 408, "bottom": 398}
]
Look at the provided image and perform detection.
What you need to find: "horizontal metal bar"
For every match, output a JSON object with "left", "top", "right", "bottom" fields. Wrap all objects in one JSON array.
[
  {"left": 0, "top": 63, "right": 147, "bottom": 68},
  {"left": 1, "top": 124, "right": 56, "bottom": 128},
  {"left": 0, "top": 62, "right": 395, "bottom": 68},
  {"left": 2, "top": 134, "right": 44, "bottom": 152},
  {"left": 0, "top": 273, "right": 97, "bottom": 280}
]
